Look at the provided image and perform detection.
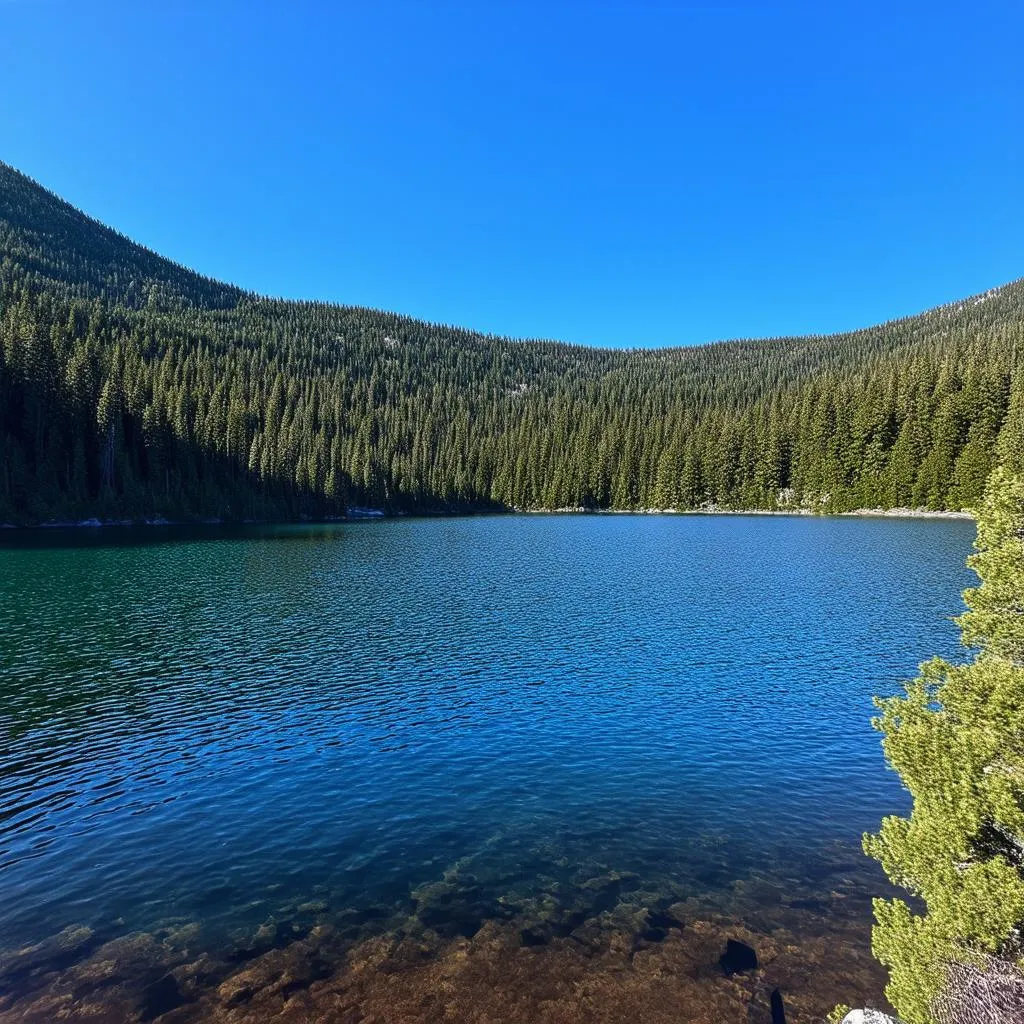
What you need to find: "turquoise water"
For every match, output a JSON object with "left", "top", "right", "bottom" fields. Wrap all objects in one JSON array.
[{"left": 0, "top": 515, "right": 974, "bottom": 1019}]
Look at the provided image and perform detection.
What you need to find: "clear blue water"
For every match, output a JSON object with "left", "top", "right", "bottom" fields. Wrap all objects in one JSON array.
[{"left": 0, "top": 514, "right": 974, "bottom": 1016}]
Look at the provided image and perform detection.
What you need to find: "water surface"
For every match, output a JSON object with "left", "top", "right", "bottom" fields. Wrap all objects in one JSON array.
[{"left": 0, "top": 515, "right": 975, "bottom": 1022}]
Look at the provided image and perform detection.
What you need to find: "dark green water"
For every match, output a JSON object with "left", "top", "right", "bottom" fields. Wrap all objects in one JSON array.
[{"left": 0, "top": 514, "right": 975, "bottom": 1021}]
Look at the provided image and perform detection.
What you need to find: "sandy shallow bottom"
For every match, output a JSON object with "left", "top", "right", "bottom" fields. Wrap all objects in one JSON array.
[{"left": 0, "top": 848, "right": 893, "bottom": 1024}]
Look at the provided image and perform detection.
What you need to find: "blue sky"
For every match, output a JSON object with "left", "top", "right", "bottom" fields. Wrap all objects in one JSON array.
[{"left": 2, "top": 1, "right": 1021, "bottom": 347}]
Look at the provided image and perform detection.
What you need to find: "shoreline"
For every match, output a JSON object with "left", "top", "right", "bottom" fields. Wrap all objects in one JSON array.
[
  {"left": 517, "top": 506, "right": 975, "bottom": 520},
  {"left": 0, "top": 506, "right": 975, "bottom": 531}
]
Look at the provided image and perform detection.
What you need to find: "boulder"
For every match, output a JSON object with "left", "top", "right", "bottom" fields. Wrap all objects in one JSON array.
[
  {"left": 841, "top": 1010, "right": 901, "bottom": 1024},
  {"left": 719, "top": 937, "right": 758, "bottom": 975}
]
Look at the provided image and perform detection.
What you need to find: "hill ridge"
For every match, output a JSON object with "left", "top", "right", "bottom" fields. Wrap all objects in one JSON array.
[
  {"left": 0, "top": 162, "right": 1021, "bottom": 523},
  {"left": 3, "top": 160, "right": 1021, "bottom": 353}
]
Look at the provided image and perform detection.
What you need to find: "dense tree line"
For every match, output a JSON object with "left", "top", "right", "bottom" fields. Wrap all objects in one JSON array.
[{"left": 1, "top": 161, "right": 1022, "bottom": 524}]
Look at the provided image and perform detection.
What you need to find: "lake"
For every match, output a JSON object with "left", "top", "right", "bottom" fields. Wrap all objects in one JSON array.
[{"left": 0, "top": 515, "right": 975, "bottom": 1023}]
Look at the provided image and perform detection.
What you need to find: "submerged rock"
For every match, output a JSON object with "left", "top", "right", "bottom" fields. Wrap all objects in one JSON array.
[
  {"left": 139, "top": 973, "right": 185, "bottom": 1021},
  {"left": 645, "top": 908, "right": 684, "bottom": 934},
  {"left": 0, "top": 870, "right": 896, "bottom": 1024},
  {"left": 20, "top": 924, "right": 95, "bottom": 963},
  {"left": 0, "top": 924, "right": 99, "bottom": 992},
  {"left": 719, "top": 937, "right": 759, "bottom": 975},
  {"left": 520, "top": 927, "right": 549, "bottom": 947}
]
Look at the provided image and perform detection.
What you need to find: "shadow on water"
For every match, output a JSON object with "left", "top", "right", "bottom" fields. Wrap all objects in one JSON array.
[{"left": 0, "top": 521, "right": 360, "bottom": 551}]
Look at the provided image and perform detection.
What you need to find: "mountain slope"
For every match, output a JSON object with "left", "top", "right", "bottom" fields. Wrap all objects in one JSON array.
[{"left": 0, "top": 160, "right": 1021, "bottom": 524}]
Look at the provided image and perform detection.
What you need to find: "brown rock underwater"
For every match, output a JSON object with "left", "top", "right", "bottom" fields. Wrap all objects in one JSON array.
[{"left": 0, "top": 859, "right": 893, "bottom": 1024}]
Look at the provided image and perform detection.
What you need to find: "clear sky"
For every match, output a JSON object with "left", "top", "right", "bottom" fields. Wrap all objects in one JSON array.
[{"left": 2, "top": 1, "right": 1021, "bottom": 347}]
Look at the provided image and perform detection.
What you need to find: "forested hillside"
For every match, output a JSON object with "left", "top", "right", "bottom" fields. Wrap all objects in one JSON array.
[{"left": 1, "top": 161, "right": 1022, "bottom": 524}]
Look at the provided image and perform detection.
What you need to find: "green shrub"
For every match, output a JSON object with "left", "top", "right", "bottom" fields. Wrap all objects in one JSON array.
[{"left": 863, "top": 469, "right": 1024, "bottom": 1023}]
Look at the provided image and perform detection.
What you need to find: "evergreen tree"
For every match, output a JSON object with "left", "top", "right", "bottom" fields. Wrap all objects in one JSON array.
[
  {"left": 0, "top": 160, "right": 1022, "bottom": 524},
  {"left": 863, "top": 469, "right": 1024, "bottom": 1023}
]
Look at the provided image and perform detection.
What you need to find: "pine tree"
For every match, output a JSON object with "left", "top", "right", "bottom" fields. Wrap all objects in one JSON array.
[
  {"left": 862, "top": 469, "right": 1024, "bottom": 1024},
  {"left": 1, "top": 160, "right": 1023, "bottom": 524}
]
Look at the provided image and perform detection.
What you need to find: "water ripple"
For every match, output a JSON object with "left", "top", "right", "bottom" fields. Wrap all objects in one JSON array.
[{"left": 0, "top": 515, "right": 973, "bottom": 958}]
